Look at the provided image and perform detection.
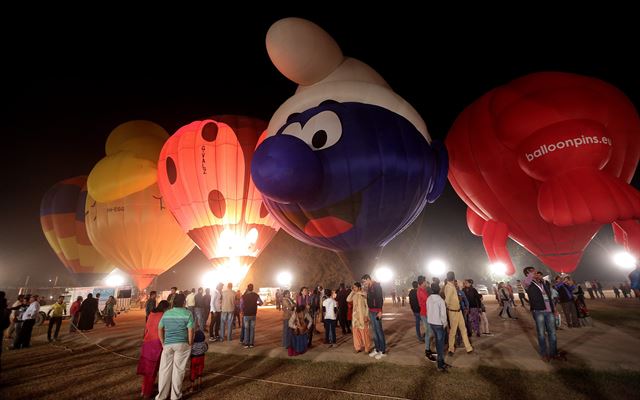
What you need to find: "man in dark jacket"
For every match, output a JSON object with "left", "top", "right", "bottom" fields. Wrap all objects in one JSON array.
[
  {"left": 362, "top": 274, "right": 386, "bottom": 359},
  {"left": 408, "top": 281, "right": 423, "bottom": 342},
  {"left": 523, "top": 266, "right": 563, "bottom": 362},
  {"left": 241, "top": 284, "right": 263, "bottom": 348}
]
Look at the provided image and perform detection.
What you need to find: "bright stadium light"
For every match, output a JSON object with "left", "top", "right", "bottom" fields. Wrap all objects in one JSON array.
[
  {"left": 427, "top": 259, "right": 446, "bottom": 276},
  {"left": 105, "top": 274, "right": 125, "bottom": 287},
  {"left": 374, "top": 266, "right": 394, "bottom": 283},
  {"left": 489, "top": 262, "right": 507, "bottom": 276},
  {"left": 613, "top": 252, "right": 636, "bottom": 269},
  {"left": 277, "top": 271, "right": 292, "bottom": 287}
]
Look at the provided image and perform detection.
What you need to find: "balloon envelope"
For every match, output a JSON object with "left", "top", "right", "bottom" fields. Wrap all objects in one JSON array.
[
  {"left": 447, "top": 72, "right": 640, "bottom": 274},
  {"left": 157, "top": 116, "right": 279, "bottom": 284},
  {"left": 40, "top": 176, "right": 112, "bottom": 275},
  {"left": 85, "top": 183, "right": 194, "bottom": 289}
]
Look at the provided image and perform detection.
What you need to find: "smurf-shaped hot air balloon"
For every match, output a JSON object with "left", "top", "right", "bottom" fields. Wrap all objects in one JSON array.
[
  {"left": 447, "top": 72, "right": 640, "bottom": 275},
  {"left": 251, "top": 18, "right": 448, "bottom": 277}
]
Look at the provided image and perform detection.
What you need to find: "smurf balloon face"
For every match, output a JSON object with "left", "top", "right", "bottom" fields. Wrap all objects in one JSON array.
[
  {"left": 251, "top": 100, "right": 447, "bottom": 252},
  {"left": 251, "top": 17, "right": 447, "bottom": 259}
]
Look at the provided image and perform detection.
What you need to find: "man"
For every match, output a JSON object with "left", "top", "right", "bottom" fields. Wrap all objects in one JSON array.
[
  {"left": 7, "top": 294, "right": 24, "bottom": 340},
  {"left": 209, "top": 283, "right": 223, "bottom": 341},
  {"left": 595, "top": 280, "right": 606, "bottom": 299},
  {"left": 515, "top": 280, "right": 529, "bottom": 307},
  {"left": 523, "top": 266, "right": 562, "bottom": 361},
  {"left": 186, "top": 288, "right": 196, "bottom": 321},
  {"left": 202, "top": 288, "right": 211, "bottom": 330},
  {"left": 145, "top": 291, "right": 157, "bottom": 321},
  {"left": 584, "top": 280, "right": 595, "bottom": 299},
  {"left": 408, "top": 280, "right": 422, "bottom": 342},
  {"left": 194, "top": 287, "right": 205, "bottom": 330},
  {"left": 554, "top": 276, "right": 579, "bottom": 328},
  {"left": 220, "top": 283, "right": 235, "bottom": 341},
  {"left": 417, "top": 275, "right": 433, "bottom": 359},
  {"left": 336, "top": 283, "right": 351, "bottom": 334},
  {"left": 362, "top": 274, "right": 386, "bottom": 360},
  {"left": 94, "top": 293, "right": 102, "bottom": 323},
  {"left": 167, "top": 287, "right": 177, "bottom": 308},
  {"left": 156, "top": 293, "right": 194, "bottom": 400},
  {"left": 426, "top": 286, "right": 449, "bottom": 372},
  {"left": 629, "top": 263, "right": 640, "bottom": 299},
  {"left": 11, "top": 295, "right": 28, "bottom": 349},
  {"left": 241, "top": 283, "right": 263, "bottom": 348},
  {"left": 444, "top": 272, "right": 473, "bottom": 355},
  {"left": 17, "top": 294, "right": 40, "bottom": 349},
  {"left": 47, "top": 296, "right": 66, "bottom": 342}
]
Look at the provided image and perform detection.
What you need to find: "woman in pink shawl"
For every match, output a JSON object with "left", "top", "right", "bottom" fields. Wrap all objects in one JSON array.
[{"left": 137, "top": 300, "right": 169, "bottom": 399}]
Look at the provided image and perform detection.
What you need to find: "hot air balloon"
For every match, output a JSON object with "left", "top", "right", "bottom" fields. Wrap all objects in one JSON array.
[
  {"left": 85, "top": 183, "right": 195, "bottom": 289},
  {"left": 40, "top": 176, "right": 112, "bottom": 278},
  {"left": 250, "top": 18, "right": 448, "bottom": 278},
  {"left": 447, "top": 72, "right": 640, "bottom": 275},
  {"left": 157, "top": 115, "right": 279, "bottom": 286},
  {"left": 86, "top": 121, "right": 194, "bottom": 289}
]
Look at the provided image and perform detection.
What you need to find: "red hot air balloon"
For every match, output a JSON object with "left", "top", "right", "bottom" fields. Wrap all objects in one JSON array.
[
  {"left": 40, "top": 176, "right": 112, "bottom": 276},
  {"left": 157, "top": 115, "right": 279, "bottom": 285},
  {"left": 447, "top": 72, "right": 640, "bottom": 274}
]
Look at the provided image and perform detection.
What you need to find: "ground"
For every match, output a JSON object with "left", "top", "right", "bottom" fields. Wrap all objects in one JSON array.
[{"left": 1, "top": 296, "right": 639, "bottom": 399}]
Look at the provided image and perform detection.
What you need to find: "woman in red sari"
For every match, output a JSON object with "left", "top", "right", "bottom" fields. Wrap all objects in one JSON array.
[
  {"left": 137, "top": 300, "right": 169, "bottom": 399},
  {"left": 69, "top": 296, "right": 82, "bottom": 332}
]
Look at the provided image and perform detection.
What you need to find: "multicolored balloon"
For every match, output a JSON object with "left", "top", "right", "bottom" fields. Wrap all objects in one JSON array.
[
  {"left": 40, "top": 176, "right": 112, "bottom": 275},
  {"left": 157, "top": 115, "right": 279, "bottom": 285},
  {"left": 251, "top": 18, "right": 447, "bottom": 277},
  {"left": 447, "top": 72, "right": 640, "bottom": 274}
]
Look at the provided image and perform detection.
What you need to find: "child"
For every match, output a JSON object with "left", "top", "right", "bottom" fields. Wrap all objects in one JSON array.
[
  {"left": 190, "top": 330, "right": 208, "bottom": 392},
  {"left": 322, "top": 289, "right": 338, "bottom": 347}
]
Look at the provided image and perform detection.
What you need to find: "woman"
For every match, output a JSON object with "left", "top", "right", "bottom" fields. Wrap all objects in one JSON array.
[
  {"left": 103, "top": 296, "right": 117, "bottom": 327},
  {"left": 347, "top": 282, "right": 371, "bottom": 353},
  {"left": 69, "top": 296, "right": 82, "bottom": 332},
  {"left": 281, "top": 290, "right": 295, "bottom": 348},
  {"left": 137, "top": 300, "right": 169, "bottom": 400},
  {"left": 77, "top": 293, "right": 98, "bottom": 331},
  {"left": 288, "top": 304, "right": 312, "bottom": 356}
]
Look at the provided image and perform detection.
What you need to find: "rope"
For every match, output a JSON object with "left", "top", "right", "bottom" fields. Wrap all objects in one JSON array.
[
  {"left": 62, "top": 319, "right": 138, "bottom": 360},
  {"left": 53, "top": 320, "right": 413, "bottom": 399},
  {"left": 209, "top": 371, "right": 412, "bottom": 400}
]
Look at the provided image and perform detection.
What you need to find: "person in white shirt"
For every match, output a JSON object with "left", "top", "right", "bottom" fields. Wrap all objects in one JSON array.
[
  {"left": 426, "top": 286, "right": 448, "bottom": 372},
  {"left": 209, "top": 283, "right": 223, "bottom": 341},
  {"left": 186, "top": 288, "right": 196, "bottom": 320},
  {"left": 17, "top": 294, "right": 40, "bottom": 349},
  {"left": 322, "top": 289, "right": 338, "bottom": 347}
]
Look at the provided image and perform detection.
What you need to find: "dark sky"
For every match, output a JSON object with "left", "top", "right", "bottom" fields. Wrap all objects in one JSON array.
[{"left": 2, "top": 12, "right": 639, "bottom": 288}]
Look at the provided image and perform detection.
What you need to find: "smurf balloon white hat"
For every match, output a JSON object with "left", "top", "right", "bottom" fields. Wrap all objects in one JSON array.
[{"left": 266, "top": 17, "right": 430, "bottom": 142}]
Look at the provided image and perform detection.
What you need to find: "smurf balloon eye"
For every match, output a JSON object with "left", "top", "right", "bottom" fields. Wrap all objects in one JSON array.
[{"left": 301, "top": 110, "right": 342, "bottom": 150}]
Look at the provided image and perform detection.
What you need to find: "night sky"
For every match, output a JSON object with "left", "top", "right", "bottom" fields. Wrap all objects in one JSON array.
[{"left": 2, "top": 13, "right": 639, "bottom": 288}]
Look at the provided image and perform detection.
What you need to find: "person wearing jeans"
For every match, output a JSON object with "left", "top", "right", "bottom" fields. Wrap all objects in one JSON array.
[
  {"left": 523, "top": 266, "right": 559, "bottom": 362},
  {"left": 427, "top": 287, "right": 449, "bottom": 372},
  {"left": 241, "top": 283, "right": 263, "bottom": 348},
  {"left": 362, "top": 274, "right": 386, "bottom": 359},
  {"left": 220, "top": 283, "right": 236, "bottom": 341},
  {"left": 322, "top": 289, "right": 338, "bottom": 346}
]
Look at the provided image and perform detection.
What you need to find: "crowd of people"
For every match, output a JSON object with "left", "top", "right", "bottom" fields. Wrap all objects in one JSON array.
[{"left": 1, "top": 263, "right": 639, "bottom": 397}]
